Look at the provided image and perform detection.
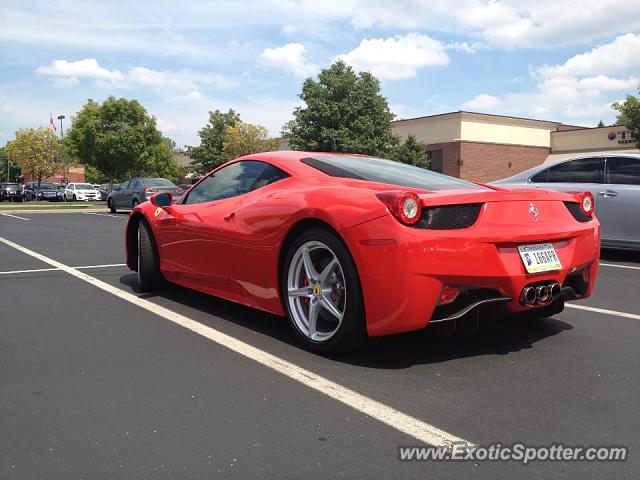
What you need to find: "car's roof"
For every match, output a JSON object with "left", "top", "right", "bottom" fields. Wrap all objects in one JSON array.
[
  {"left": 234, "top": 151, "right": 372, "bottom": 176},
  {"left": 493, "top": 152, "right": 640, "bottom": 184}
]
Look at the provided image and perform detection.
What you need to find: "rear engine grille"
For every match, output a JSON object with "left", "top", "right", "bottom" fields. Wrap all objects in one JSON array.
[
  {"left": 413, "top": 203, "right": 482, "bottom": 230},
  {"left": 563, "top": 202, "right": 590, "bottom": 222}
]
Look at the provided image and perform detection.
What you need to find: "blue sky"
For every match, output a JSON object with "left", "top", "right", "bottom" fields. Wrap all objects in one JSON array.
[{"left": 1, "top": 0, "right": 639, "bottom": 147}]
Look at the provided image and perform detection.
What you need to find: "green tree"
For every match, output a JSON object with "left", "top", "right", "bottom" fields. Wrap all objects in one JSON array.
[
  {"left": 188, "top": 109, "right": 240, "bottom": 173},
  {"left": 282, "top": 60, "right": 398, "bottom": 156},
  {"left": 0, "top": 145, "right": 21, "bottom": 182},
  {"left": 393, "top": 135, "right": 430, "bottom": 168},
  {"left": 138, "top": 137, "right": 181, "bottom": 183},
  {"left": 222, "top": 122, "right": 279, "bottom": 159},
  {"left": 6, "top": 128, "right": 62, "bottom": 191},
  {"left": 597, "top": 119, "right": 605, "bottom": 128},
  {"left": 66, "top": 96, "right": 168, "bottom": 186},
  {"left": 612, "top": 92, "right": 640, "bottom": 148}
]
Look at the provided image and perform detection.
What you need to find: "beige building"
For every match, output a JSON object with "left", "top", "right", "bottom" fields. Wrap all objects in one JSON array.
[{"left": 392, "top": 111, "right": 638, "bottom": 183}]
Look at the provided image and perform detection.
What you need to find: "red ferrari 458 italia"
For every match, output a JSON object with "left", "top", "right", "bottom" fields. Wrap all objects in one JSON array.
[{"left": 125, "top": 151, "right": 600, "bottom": 352}]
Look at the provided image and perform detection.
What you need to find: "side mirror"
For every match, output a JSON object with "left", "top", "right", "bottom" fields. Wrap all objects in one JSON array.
[{"left": 151, "top": 192, "right": 172, "bottom": 208}]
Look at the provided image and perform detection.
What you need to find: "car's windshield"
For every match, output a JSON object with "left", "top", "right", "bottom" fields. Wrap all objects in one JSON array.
[
  {"left": 38, "top": 183, "right": 55, "bottom": 189},
  {"left": 143, "top": 178, "right": 176, "bottom": 187},
  {"left": 302, "top": 155, "right": 488, "bottom": 191},
  {"left": 75, "top": 183, "right": 94, "bottom": 189}
]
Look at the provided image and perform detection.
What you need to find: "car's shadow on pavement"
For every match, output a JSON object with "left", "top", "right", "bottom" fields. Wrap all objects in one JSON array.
[{"left": 120, "top": 273, "right": 573, "bottom": 369}]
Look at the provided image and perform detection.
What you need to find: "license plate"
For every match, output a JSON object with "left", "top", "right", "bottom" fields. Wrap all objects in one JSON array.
[{"left": 517, "top": 243, "right": 562, "bottom": 273}]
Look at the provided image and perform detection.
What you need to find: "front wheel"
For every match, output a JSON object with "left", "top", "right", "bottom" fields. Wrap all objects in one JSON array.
[
  {"left": 108, "top": 198, "right": 116, "bottom": 213},
  {"left": 137, "top": 219, "right": 163, "bottom": 292},
  {"left": 282, "top": 227, "right": 366, "bottom": 353}
]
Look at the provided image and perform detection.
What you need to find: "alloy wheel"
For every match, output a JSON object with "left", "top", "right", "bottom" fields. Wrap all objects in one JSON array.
[{"left": 287, "top": 240, "right": 346, "bottom": 342}]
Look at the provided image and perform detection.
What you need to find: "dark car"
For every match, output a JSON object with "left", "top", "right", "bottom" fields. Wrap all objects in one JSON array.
[
  {"left": 107, "top": 177, "right": 183, "bottom": 213},
  {"left": 0, "top": 182, "right": 23, "bottom": 202},
  {"left": 25, "top": 181, "right": 65, "bottom": 202}
]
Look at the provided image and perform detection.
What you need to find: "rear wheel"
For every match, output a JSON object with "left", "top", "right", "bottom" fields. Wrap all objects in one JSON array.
[
  {"left": 132, "top": 198, "right": 139, "bottom": 209},
  {"left": 72, "top": 194, "right": 77, "bottom": 201},
  {"left": 137, "top": 219, "right": 163, "bottom": 292},
  {"left": 282, "top": 227, "right": 366, "bottom": 353},
  {"left": 108, "top": 198, "right": 116, "bottom": 213}
]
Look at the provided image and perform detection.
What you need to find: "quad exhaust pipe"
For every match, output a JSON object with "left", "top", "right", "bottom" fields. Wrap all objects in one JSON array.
[{"left": 521, "top": 282, "right": 561, "bottom": 305}]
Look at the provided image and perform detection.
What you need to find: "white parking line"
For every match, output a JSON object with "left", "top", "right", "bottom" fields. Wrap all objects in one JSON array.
[
  {"left": 1, "top": 213, "right": 30, "bottom": 220},
  {"left": 566, "top": 303, "right": 640, "bottom": 321},
  {"left": 83, "top": 212, "right": 126, "bottom": 219},
  {"left": 600, "top": 262, "right": 640, "bottom": 271},
  {"left": 0, "top": 235, "right": 471, "bottom": 448},
  {"left": 0, "top": 263, "right": 126, "bottom": 275}
]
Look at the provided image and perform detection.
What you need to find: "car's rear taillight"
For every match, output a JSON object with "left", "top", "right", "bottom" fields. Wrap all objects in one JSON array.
[
  {"left": 579, "top": 191, "right": 594, "bottom": 218},
  {"left": 376, "top": 191, "right": 422, "bottom": 225}
]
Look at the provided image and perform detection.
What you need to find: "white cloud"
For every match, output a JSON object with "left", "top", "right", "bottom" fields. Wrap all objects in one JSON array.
[
  {"left": 537, "top": 33, "right": 640, "bottom": 79},
  {"left": 36, "top": 59, "right": 123, "bottom": 83},
  {"left": 36, "top": 59, "right": 236, "bottom": 97},
  {"left": 459, "top": 34, "right": 640, "bottom": 125},
  {"left": 346, "top": 0, "right": 640, "bottom": 50},
  {"left": 258, "top": 43, "right": 318, "bottom": 78},
  {"left": 461, "top": 94, "right": 503, "bottom": 111},
  {"left": 337, "top": 33, "right": 448, "bottom": 80}
]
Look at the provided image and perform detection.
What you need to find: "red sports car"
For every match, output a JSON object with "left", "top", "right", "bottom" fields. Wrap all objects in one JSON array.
[{"left": 125, "top": 151, "right": 600, "bottom": 352}]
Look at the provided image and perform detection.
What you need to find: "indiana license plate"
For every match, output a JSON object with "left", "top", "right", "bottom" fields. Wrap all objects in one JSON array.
[{"left": 517, "top": 243, "right": 562, "bottom": 273}]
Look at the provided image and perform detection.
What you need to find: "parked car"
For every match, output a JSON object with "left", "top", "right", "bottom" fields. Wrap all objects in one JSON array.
[
  {"left": 177, "top": 183, "right": 193, "bottom": 192},
  {"left": 92, "top": 184, "right": 108, "bottom": 200},
  {"left": 0, "top": 182, "right": 23, "bottom": 202},
  {"left": 492, "top": 153, "right": 640, "bottom": 250},
  {"left": 107, "top": 177, "right": 183, "bottom": 213},
  {"left": 124, "top": 152, "right": 600, "bottom": 353},
  {"left": 64, "top": 182, "right": 101, "bottom": 201},
  {"left": 24, "top": 181, "right": 65, "bottom": 202}
]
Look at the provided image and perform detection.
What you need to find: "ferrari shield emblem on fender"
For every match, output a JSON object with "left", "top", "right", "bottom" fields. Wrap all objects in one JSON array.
[{"left": 528, "top": 202, "right": 539, "bottom": 222}]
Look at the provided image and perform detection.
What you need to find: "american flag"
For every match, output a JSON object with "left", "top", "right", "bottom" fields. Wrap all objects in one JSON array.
[{"left": 48, "top": 115, "right": 56, "bottom": 132}]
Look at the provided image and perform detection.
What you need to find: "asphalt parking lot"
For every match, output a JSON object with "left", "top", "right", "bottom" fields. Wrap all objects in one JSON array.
[{"left": 1, "top": 211, "right": 639, "bottom": 479}]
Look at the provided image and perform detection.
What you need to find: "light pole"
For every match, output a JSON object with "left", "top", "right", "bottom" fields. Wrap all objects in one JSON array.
[{"left": 57, "top": 115, "right": 65, "bottom": 140}]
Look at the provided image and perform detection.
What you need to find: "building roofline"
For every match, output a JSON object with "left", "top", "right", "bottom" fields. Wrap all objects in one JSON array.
[{"left": 391, "top": 110, "right": 584, "bottom": 128}]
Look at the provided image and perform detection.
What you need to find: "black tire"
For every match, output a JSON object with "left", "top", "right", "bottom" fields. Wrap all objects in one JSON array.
[
  {"left": 137, "top": 219, "right": 163, "bottom": 292},
  {"left": 132, "top": 198, "right": 139, "bottom": 210},
  {"left": 281, "top": 227, "right": 366, "bottom": 354},
  {"left": 108, "top": 198, "right": 116, "bottom": 213},
  {"left": 72, "top": 194, "right": 77, "bottom": 201}
]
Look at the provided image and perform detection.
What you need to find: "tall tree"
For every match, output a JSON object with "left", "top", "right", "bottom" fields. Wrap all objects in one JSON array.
[
  {"left": 612, "top": 92, "right": 640, "bottom": 148},
  {"left": 6, "top": 128, "right": 61, "bottom": 191},
  {"left": 0, "top": 145, "right": 21, "bottom": 182},
  {"left": 282, "top": 60, "right": 398, "bottom": 156},
  {"left": 66, "top": 96, "right": 168, "bottom": 186},
  {"left": 393, "top": 135, "right": 430, "bottom": 169},
  {"left": 597, "top": 119, "right": 605, "bottom": 128},
  {"left": 222, "top": 122, "right": 279, "bottom": 159},
  {"left": 138, "top": 137, "right": 181, "bottom": 183},
  {"left": 188, "top": 109, "right": 240, "bottom": 173}
]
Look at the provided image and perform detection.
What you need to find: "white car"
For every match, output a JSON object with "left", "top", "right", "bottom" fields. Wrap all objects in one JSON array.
[{"left": 64, "top": 182, "right": 101, "bottom": 201}]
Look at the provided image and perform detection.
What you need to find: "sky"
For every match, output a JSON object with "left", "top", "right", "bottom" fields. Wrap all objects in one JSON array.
[{"left": 1, "top": 0, "right": 639, "bottom": 148}]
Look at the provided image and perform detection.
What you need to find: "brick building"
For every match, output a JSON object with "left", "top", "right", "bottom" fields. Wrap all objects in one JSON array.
[
  {"left": 21, "top": 164, "right": 85, "bottom": 184},
  {"left": 391, "top": 111, "right": 639, "bottom": 183}
]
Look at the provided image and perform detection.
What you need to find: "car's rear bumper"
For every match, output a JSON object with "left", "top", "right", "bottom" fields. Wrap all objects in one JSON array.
[{"left": 343, "top": 209, "right": 600, "bottom": 337}]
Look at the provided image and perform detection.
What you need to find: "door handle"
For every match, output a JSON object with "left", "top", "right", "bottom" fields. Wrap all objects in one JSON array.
[
  {"left": 598, "top": 190, "right": 619, "bottom": 198},
  {"left": 224, "top": 212, "right": 235, "bottom": 222}
]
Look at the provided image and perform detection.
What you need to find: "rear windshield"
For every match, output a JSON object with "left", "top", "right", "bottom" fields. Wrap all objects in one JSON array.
[
  {"left": 75, "top": 183, "right": 94, "bottom": 189},
  {"left": 301, "top": 155, "right": 487, "bottom": 191},
  {"left": 142, "top": 178, "right": 175, "bottom": 187}
]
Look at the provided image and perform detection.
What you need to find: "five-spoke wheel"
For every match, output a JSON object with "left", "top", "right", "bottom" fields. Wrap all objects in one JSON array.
[{"left": 282, "top": 227, "right": 365, "bottom": 353}]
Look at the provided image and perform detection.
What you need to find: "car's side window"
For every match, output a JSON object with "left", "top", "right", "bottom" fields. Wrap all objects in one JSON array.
[
  {"left": 606, "top": 157, "right": 640, "bottom": 185},
  {"left": 543, "top": 157, "right": 603, "bottom": 183},
  {"left": 183, "top": 161, "right": 287, "bottom": 205}
]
